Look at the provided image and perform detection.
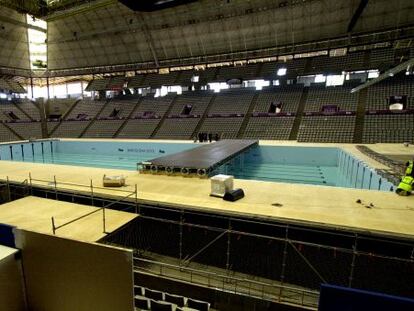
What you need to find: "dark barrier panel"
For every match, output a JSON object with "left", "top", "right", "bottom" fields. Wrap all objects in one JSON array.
[
  {"left": 0, "top": 223, "right": 16, "bottom": 248},
  {"left": 319, "top": 284, "right": 414, "bottom": 311}
]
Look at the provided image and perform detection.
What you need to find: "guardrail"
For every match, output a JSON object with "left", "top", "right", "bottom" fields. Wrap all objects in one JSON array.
[
  {"left": 133, "top": 256, "right": 319, "bottom": 309},
  {"left": 0, "top": 172, "right": 138, "bottom": 236}
]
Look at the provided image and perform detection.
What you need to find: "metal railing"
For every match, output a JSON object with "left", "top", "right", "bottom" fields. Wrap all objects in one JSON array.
[
  {"left": 0, "top": 172, "right": 138, "bottom": 236},
  {"left": 133, "top": 256, "right": 319, "bottom": 309}
]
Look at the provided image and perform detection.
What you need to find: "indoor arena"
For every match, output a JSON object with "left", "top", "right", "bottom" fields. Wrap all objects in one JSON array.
[{"left": 0, "top": 1, "right": 413, "bottom": 311}]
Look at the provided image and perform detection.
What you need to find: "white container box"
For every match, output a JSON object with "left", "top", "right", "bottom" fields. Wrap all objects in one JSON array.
[
  {"left": 103, "top": 175, "right": 126, "bottom": 187},
  {"left": 210, "top": 174, "right": 234, "bottom": 198}
]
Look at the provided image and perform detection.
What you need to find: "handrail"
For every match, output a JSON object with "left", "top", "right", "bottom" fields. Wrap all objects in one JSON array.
[
  {"left": 134, "top": 256, "right": 317, "bottom": 295},
  {"left": 103, "top": 190, "right": 136, "bottom": 209},
  {"left": 30, "top": 177, "right": 134, "bottom": 194},
  {"left": 0, "top": 172, "right": 139, "bottom": 235},
  {"left": 133, "top": 256, "right": 319, "bottom": 308},
  {"left": 50, "top": 184, "right": 137, "bottom": 234},
  {"left": 22, "top": 172, "right": 141, "bottom": 235},
  {"left": 52, "top": 207, "right": 103, "bottom": 233}
]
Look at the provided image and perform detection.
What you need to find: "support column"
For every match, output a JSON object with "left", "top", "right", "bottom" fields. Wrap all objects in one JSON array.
[
  {"left": 46, "top": 77, "right": 50, "bottom": 100},
  {"left": 30, "top": 77, "right": 34, "bottom": 99},
  {"left": 226, "top": 220, "right": 232, "bottom": 271}
]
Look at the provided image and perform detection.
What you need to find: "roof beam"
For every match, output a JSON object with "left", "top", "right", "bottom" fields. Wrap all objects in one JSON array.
[
  {"left": 351, "top": 58, "right": 414, "bottom": 93},
  {"left": 347, "top": 0, "right": 369, "bottom": 33}
]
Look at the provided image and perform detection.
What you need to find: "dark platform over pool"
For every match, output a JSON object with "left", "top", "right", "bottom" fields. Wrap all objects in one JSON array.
[{"left": 141, "top": 140, "right": 258, "bottom": 176}]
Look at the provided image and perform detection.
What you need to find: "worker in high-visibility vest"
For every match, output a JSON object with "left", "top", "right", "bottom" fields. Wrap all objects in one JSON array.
[
  {"left": 396, "top": 160, "right": 414, "bottom": 196},
  {"left": 404, "top": 160, "right": 413, "bottom": 176}
]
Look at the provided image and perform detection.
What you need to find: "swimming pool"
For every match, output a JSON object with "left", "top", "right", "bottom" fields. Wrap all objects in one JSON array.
[{"left": 0, "top": 139, "right": 394, "bottom": 191}]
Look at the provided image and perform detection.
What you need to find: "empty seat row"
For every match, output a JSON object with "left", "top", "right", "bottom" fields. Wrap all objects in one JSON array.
[
  {"left": 208, "top": 88, "right": 255, "bottom": 115},
  {"left": 0, "top": 78, "right": 26, "bottom": 93},
  {"left": 297, "top": 116, "right": 356, "bottom": 143},
  {"left": 0, "top": 122, "right": 20, "bottom": 142},
  {"left": 50, "top": 120, "right": 90, "bottom": 138},
  {"left": 14, "top": 99, "right": 42, "bottom": 120},
  {"left": 260, "top": 58, "right": 307, "bottom": 79},
  {"left": 65, "top": 99, "right": 106, "bottom": 120},
  {"left": 83, "top": 119, "right": 124, "bottom": 138},
  {"left": 134, "top": 96, "right": 175, "bottom": 118},
  {"left": 365, "top": 75, "right": 414, "bottom": 110},
  {"left": 154, "top": 118, "right": 200, "bottom": 140},
  {"left": 98, "top": 98, "right": 138, "bottom": 119},
  {"left": 309, "top": 52, "right": 366, "bottom": 73},
  {"left": 134, "top": 286, "right": 210, "bottom": 311},
  {"left": 362, "top": 114, "right": 414, "bottom": 143},
  {"left": 168, "top": 92, "right": 213, "bottom": 116},
  {"left": 199, "top": 117, "right": 243, "bottom": 139},
  {"left": 214, "top": 63, "right": 260, "bottom": 81},
  {"left": 0, "top": 102, "right": 31, "bottom": 122},
  {"left": 305, "top": 83, "right": 358, "bottom": 112},
  {"left": 253, "top": 85, "right": 303, "bottom": 113},
  {"left": 244, "top": 116, "right": 295, "bottom": 140},
  {"left": 117, "top": 119, "right": 160, "bottom": 138},
  {"left": 85, "top": 79, "right": 110, "bottom": 91},
  {"left": 7, "top": 122, "right": 43, "bottom": 139}
]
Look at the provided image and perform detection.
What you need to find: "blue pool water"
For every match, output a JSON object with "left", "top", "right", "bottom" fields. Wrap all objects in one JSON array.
[{"left": 0, "top": 140, "right": 394, "bottom": 191}]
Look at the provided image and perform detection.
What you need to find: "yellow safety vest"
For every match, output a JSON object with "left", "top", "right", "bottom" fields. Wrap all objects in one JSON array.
[{"left": 397, "top": 175, "right": 414, "bottom": 192}]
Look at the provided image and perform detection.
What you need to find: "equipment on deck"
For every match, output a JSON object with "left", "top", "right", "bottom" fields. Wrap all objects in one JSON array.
[
  {"left": 103, "top": 175, "right": 126, "bottom": 187},
  {"left": 210, "top": 174, "right": 234, "bottom": 198},
  {"left": 223, "top": 188, "right": 245, "bottom": 202}
]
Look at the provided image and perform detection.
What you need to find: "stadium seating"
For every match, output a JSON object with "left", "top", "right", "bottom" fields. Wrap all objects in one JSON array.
[
  {"left": 297, "top": 115, "right": 356, "bottom": 143},
  {"left": 85, "top": 78, "right": 110, "bottom": 91},
  {"left": 64, "top": 99, "right": 106, "bottom": 120},
  {"left": 142, "top": 72, "right": 179, "bottom": 88},
  {"left": 47, "top": 98, "right": 77, "bottom": 119},
  {"left": 214, "top": 63, "right": 261, "bottom": 81},
  {"left": 134, "top": 95, "right": 175, "bottom": 118},
  {"left": 51, "top": 120, "right": 91, "bottom": 138},
  {"left": 14, "top": 99, "right": 42, "bottom": 120},
  {"left": 197, "top": 68, "right": 218, "bottom": 85},
  {"left": 174, "top": 70, "right": 199, "bottom": 86},
  {"left": 365, "top": 75, "right": 414, "bottom": 111},
  {"left": 253, "top": 85, "right": 303, "bottom": 113},
  {"left": 361, "top": 75, "right": 414, "bottom": 143},
  {"left": 0, "top": 78, "right": 26, "bottom": 93},
  {"left": 308, "top": 52, "right": 366, "bottom": 73},
  {"left": 305, "top": 82, "right": 359, "bottom": 112},
  {"left": 97, "top": 99, "right": 138, "bottom": 119},
  {"left": 207, "top": 88, "right": 255, "bottom": 115},
  {"left": 7, "top": 68, "right": 412, "bottom": 144},
  {"left": 83, "top": 120, "right": 124, "bottom": 138},
  {"left": 107, "top": 76, "right": 125, "bottom": 90},
  {"left": 199, "top": 117, "right": 244, "bottom": 139},
  {"left": 260, "top": 58, "right": 307, "bottom": 79},
  {"left": 0, "top": 101, "right": 31, "bottom": 121},
  {"left": 244, "top": 116, "right": 295, "bottom": 140},
  {"left": 0, "top": 122, "right": 20, "bottom": 142},
  {"left": 167, "top": 91, "right": 213, "bottom": 116},
  {"left": 369, "top": 48, "right": 396, "bottom": 69},
  {"left": 134, "top": 286, "right": 211, "bottom": 311},
  {"left": 154, "top": 117, "right": 200, "bottom": 139},
  {"left": 4, "top": 79, "right": 26, "bottom": 93},
  {"left": 117, "top": 119, "right": 160, "bottom": 139},
  {"left": 7, "top": 121, "right": 43, "bottom": 139},
  {"left": 362, "top": 113, "right": 414, "bottom": 143},
  {"left": 128, "top": 75, "right": 146, "bottom": 88}
]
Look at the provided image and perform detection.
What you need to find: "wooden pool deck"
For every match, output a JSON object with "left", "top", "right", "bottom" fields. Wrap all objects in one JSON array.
[
  {"left": 0, "top": 139, "right": 413, "bottom": 239},
  {"left": 0, "top": 196, "right": 137, "bottom": 242}
]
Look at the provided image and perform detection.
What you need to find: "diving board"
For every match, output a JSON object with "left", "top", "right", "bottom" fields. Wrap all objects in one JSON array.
[{"left": 140, "top": 139, "right": 258, "bottom": 177}]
